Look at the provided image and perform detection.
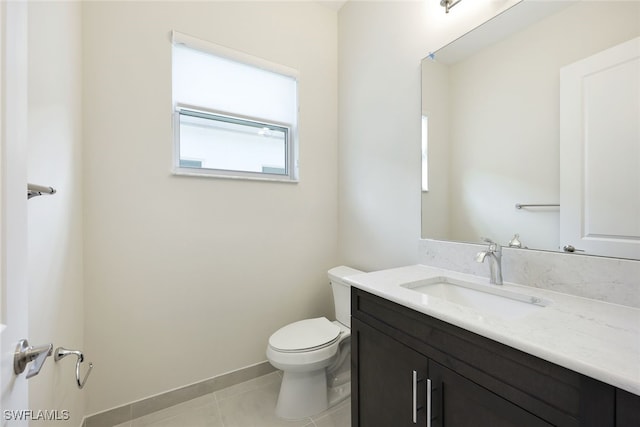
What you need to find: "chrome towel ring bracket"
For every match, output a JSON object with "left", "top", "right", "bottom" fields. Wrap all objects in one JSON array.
[
  {"left": 54, "top": 347, "right": 93, "bottom": 389},
  {"left": 27, "top": 183, "right": 56, "bottom": 200}
]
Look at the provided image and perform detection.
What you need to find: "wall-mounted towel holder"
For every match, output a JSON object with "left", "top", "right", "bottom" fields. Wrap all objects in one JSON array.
[
  {"left": 54, "top": 347, "right": 93, "bottom": 389},
  {"left": 28, "top": 183, "right": 56, "bottom": 200},
  {"left": 515, "top": 203, "right": 560, "bottom": 209}
]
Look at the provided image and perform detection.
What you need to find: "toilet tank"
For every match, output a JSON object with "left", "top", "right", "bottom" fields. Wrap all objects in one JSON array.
[{"left": 328, "top": 266, "right": 363, "bottom": 328}]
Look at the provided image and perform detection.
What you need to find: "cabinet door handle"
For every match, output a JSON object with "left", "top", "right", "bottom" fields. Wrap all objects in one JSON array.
[
  {"left": 426, "top": 378, "right": 432, "bottom": 427},
  {"left": 412, "top": 370, "right": 418, "bottom": 423}
]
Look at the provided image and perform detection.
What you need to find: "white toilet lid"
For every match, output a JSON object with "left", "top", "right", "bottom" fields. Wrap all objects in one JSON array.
[{"left": 269, "top": 317, "right": 341, "bottom": 352}]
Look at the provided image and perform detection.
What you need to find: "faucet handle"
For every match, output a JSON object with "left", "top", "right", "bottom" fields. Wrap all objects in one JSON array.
[
  {"left": 480, "top": 237, "right": 500, "bottom": 251},
  {"left": 508, "top": 234, "right": 523, "bottom": 248}
]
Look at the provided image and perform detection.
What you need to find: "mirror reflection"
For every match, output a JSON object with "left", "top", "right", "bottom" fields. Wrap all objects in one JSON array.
[{"left": 421, "top": 1, "right": 640, "bottom": 259}]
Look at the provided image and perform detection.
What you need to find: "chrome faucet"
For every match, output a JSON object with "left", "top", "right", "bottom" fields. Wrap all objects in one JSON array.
[{"left": 476, "top": 238, "right": 503, "bottom": 285}]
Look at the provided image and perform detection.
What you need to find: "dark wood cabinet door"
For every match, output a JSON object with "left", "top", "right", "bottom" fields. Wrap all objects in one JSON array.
[
  {"left": 352, "top": 319, "right": 429, "bottom": 427},
  {"left": 616, "top": 389, "right": 640, "bottom": 427},
  {"left": 429, "top": 359, "right": 554, "bottom": 427}
]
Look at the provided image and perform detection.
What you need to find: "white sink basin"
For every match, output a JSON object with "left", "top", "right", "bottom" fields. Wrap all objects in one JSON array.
[{"left": 401, "top": 276, "right": 551, "bottom": 319}]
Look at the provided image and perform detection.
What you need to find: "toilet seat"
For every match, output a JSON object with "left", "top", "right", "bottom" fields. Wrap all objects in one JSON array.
[{"left": 269, "top": 317, "right": 341, "bottom": 353}]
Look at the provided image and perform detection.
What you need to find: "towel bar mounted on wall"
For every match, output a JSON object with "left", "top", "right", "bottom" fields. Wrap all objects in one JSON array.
[
  {"left": 27, "top": 183, "right": 56, "bottom": 200},
  {"left": 515, "top": 203, "right": 560, "bottom": 209},
  {"left": 54, "top": 347, "right": 93, "bottom": 389}
]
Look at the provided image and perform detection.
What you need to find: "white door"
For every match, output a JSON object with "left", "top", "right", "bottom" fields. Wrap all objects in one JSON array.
[
  {"left": 1, "top": 2, "right": 30, "bottom": 424},
  {"left": 560, "top": 36, "right": 640, "bottom": 259}
]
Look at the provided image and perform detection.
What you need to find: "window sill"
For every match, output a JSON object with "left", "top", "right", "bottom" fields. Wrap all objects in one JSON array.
[{"left": 172, "top": 169, "right": 299, "bottom": 184}]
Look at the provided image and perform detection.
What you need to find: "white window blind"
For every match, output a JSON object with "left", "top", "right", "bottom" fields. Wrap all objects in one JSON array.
[{"left": 171, "top": 31, "right": 299, "bottom": 181}]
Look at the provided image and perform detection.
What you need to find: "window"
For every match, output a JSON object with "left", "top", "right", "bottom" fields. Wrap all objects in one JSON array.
[
  {"left": 421, "top": 115, "right": 429, "bottom": 192},
  {"left": 177, "top": 108, "right": 290, "bottom": 176},
  {"left": 171, "top": 31, "right": 299, "bottom": 181}
]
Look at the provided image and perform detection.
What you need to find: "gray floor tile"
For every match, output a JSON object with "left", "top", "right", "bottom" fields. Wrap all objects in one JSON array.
[
  {"left": 132, "top": 395, "right": 216, "bottom": 427},
  {"left": 123, "top": 372, "right": 349, "bottom": 427},
  {"left": 134, "top": 404, "right": 223, "bottom": 427},
  {"left": 216, "top": 378, "right": 312, "bottom": 427},
  {"left": 312, "top": 400, "right": 351, "bottom": 427}
]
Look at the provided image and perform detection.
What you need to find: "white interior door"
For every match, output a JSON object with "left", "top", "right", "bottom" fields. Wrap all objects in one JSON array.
[
  {"left": 560, "top": 36, "right": 640, "bottom": 259},
  {"left": 1, "top": 2, "right": 30, "bottom": 424}
]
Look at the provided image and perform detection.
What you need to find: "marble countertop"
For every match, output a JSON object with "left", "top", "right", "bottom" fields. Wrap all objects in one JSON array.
[{"left": 345, "top": 264, "right": 640, "bottom": 395}]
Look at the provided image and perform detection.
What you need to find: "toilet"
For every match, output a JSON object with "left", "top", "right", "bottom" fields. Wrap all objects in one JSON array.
[{"left": 266, "top": 266, "right": 362, "bottom": 420}]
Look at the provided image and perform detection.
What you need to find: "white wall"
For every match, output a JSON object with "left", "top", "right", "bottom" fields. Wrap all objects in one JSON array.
[
  {"left": 27, "top": 1, "right": 85, "bottom": 424},
  {"left": 338, "top": 0, "right": 518, "bottom": 271},
  {"left": 82, "top": 1, "right": 339, "bottom": 414}
]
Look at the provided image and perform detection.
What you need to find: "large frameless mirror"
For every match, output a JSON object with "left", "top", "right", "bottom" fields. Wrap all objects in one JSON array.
[{"left": 421, "top": 1, "right": 640, "bottom": 260}]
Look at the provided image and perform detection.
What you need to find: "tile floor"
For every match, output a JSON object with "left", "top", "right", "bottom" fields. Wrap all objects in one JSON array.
[{"left": 113, "top": 372, "right": 351, "bottom": 427}]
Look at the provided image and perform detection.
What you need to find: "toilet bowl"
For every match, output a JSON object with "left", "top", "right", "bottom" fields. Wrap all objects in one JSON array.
[{"left": 266, "top": 266, "right": 362, "bottom": 420}]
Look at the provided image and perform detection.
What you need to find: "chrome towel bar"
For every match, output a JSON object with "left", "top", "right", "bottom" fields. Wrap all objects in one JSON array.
[{"left": 515, "top": 203, "right": 560, "bottom": 209}]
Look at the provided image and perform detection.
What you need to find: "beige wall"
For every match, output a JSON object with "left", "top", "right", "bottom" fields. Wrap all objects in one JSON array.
[
  {"left": 338, "top": 0, "right": 518, "bottom": 271},
  {"left": 27, "top": 1, "right": 85, "bottom": 424},
  {"left": 82, "top": 1, "right": 339, "bottom": 414}
]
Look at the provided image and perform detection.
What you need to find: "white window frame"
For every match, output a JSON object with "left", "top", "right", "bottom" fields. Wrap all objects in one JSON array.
[
  {"left": 171, "top": 31, "right": 299, "bottom": 183},
  {"left": 173, "top": 104, "right": 294, "bottom": 180}
]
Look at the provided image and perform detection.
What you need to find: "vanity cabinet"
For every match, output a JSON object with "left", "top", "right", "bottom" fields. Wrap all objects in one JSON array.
[
  {"left": 351, "top": 288, "right": 639, "bottom": 427},
  {"left": 355, "top": 319, "right": 553, "bottom": 427},
  {"left": 356, "top": 319, "right": 428, "bottom": 426}
]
